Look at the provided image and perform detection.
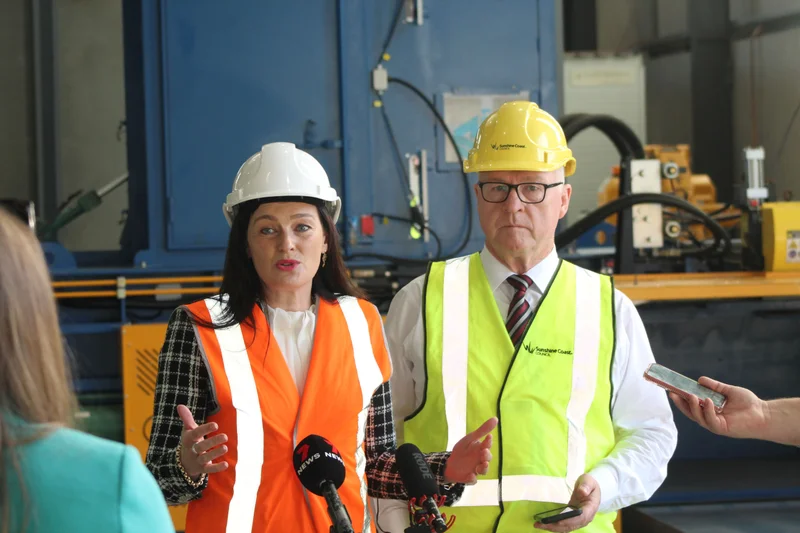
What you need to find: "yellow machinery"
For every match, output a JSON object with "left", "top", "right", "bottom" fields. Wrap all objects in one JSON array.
[
  {"left": 121, "top": 323, "right": 188, "bottom": 531},
  {"left": 594, "top": 143, "right": 800, "bottom": 274},
  {"left": 598, "top": 144, "right": 741, "bottom": 243},
  {"left": 761, "top": 201, "right": 800, "bottom": 272}
]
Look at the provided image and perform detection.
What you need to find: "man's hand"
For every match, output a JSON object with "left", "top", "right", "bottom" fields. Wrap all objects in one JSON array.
[
  {"left": 669, "top": 377, "right": 768, "bottom": 440},
  {"left": 534, "top": 474, "right": 600, "bottom": 532},
  {"left": 443, "top": 417, "right": 498, "bottom": 485}
]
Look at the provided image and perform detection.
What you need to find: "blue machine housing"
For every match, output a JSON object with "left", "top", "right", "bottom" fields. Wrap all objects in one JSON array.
[{"left": 114, "top": 0, "right": 559, "bottom": 271}]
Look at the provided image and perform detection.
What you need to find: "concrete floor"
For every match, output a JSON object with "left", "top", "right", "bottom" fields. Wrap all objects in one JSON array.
[{"left": 626, "top": 500, "right": 800, "bottom": 533}]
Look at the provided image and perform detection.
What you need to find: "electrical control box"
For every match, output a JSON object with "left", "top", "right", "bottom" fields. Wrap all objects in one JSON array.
[{"left": 762, "top": 202, "right": 800, "bottom": 272}]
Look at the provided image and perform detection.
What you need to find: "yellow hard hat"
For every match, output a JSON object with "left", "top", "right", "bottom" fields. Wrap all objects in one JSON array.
[{"left": 463, "top": 101, "right": 576, "bottom": 177}]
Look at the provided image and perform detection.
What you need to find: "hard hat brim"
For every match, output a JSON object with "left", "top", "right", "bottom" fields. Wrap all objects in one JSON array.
[
  {"left": 464, "top": 158, "right": 576, "bottom": 177},
  {"left": 222, "top": 195, "right": 341, "bottom": 227}
]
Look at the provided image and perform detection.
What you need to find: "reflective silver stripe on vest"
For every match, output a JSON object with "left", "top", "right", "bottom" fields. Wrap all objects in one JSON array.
[
  {"left": 442, "top": 256, "right": 471, "bottom": 450},
  {"left": 567, "top": 269, "right": 602, "bottom": 487},
  {"left": 339, "top": 296, "right": 384, "bottom": 532},
  {"left": 440, "top": 260, "right": 603, "bottom": 506},
  {"left": 206, "top": 297, "right": 264, "bottom": 533},
  {"left": 452, "top": 476, "right": 573, "bottom": 507}
]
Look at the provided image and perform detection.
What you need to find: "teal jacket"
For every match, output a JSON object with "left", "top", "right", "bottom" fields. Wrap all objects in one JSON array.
[{"left": 6, "top": 424, "right": 174, "bottom": 533}]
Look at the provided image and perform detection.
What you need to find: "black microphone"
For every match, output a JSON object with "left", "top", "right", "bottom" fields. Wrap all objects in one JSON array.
[
  {"left": 396, "top": 443, "right": 449, "bottom": 533},
  {"left": 293, "top": 435, "right": 355, "bottom": 533}
]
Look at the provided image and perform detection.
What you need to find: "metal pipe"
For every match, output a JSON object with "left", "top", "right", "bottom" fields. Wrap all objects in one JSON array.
[
  {"left": 51, "top": 275, "right": 222, "bottom": 289},
  {"left": 125, "top": 287, "right": 218, "bottom": 296},
  {"left": 96, "top": 172, "right": 129, "bottom": 198},
  {"left": 30, "top": 0, "right": 59, "bottom": 227},
  {"left": 55, "top": 290, "right": 117, "bottom": 299},
  {"left": 125, "top": 276, "right": 222, "bottom": 285},
  {"left": 53, "top": 280, "right": 116, "bottom": 288},
  {"left": 53, "top": 287, "right": 219, "bottom": 299},
  {"left": 749, "top": 25, "right": 763, "bottom": 147}
]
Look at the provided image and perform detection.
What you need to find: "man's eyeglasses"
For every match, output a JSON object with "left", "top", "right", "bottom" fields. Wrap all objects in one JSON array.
[{"left": 477, "top": 181, "right": 564, "bottom": 204}]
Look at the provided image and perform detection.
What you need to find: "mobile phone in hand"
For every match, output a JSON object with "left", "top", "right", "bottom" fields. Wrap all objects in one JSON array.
[
  {"left": 644, "top": 363, "right": 726, "bottom": 413},
  {"left": 534, "top": 505, "right": 582, "bottom": 524}
]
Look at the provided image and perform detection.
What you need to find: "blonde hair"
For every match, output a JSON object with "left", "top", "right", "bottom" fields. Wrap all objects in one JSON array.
[{"left": 0, "top": 207, "right": 77, "bottom": 532}]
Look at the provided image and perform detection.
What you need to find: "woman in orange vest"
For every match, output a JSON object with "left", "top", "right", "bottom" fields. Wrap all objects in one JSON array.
[{"left": 145, "top": 142, "right": 497, "bottom": 533}]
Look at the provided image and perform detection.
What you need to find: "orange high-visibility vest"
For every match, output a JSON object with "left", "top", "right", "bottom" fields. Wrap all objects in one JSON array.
[{"left": 182, "top": 295, "right": 392, "bottom": 533}]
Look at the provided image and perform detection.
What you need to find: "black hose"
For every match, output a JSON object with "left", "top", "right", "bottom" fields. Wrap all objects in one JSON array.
[
  {"left": 554, "top": 114, "right": 735, "bottom": 261},
  {"left": 351, "top": 3, "right": 455, "bottom": 268},
  {"left": 388, "top": 76, "right": 473, "bottom": 257},
  {"left": 555, "top": 193, "right": 733, "bottom": 258},
  {"left": 378, "top": 98, "right": 412, "bottom": 193},
  {"left": 350, "top": 77, "right": 473, "bottom": 266},
  {"left": 375, "top": 0, "right": 406, "bottom": 67},
  {"left": 663, "top": 211, "right": 741, "bottom": 224},
  {"left": 558, "top": 113, "right": 590, "bottom": 131},
  {"left": 708, "top": 202, "right": 733, "bottom": 217},
  {"left": 712, "top": 213, "right": 741, "bottom": 223},
  {"left": 561, "top": 114, "right": 645, "bottom": 159}
]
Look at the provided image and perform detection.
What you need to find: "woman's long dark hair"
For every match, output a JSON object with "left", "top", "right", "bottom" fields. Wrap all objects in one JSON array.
[{"left": 191, "top": 197, "right": 366, "bottom": 329}]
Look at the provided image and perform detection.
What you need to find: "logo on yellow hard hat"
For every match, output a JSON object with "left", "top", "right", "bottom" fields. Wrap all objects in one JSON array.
[
  {"left": 491, "top": 143, "right": 527, "bottom": 151},
  {"left": 464, "top": 101, "right": 576, "bottom": 177}
]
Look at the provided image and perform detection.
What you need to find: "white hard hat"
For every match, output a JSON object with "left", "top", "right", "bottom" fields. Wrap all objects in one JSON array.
[{"left": 222, "top": 142, "right": 342, "bottom": 226}]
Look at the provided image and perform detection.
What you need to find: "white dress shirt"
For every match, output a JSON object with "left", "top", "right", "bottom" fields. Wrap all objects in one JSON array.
[
  {"left": 264, "top": 303, "right": 316, "bottom": 395},
  {"left": 383, "top": 245, "right": 678, "bottom": 514}
]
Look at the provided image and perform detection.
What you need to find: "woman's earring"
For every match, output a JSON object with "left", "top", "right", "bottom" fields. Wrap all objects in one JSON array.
[{"left": 322, "top": 252, "right": 327, "bottom": 268}]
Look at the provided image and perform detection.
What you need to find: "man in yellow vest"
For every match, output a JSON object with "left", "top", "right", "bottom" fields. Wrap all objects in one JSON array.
[{"left": 375, "top": 101, "right": 678, "bottom": 533}]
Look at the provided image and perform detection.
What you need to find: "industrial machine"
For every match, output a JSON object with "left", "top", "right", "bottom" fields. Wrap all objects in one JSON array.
[
  {"left": 7, "top": 1, "right": 797, "bottom": 531},
  {"left": 597, "top": 144, "right": 741, "bottom": 248},
  {"left": 553, "top": 112, "right": 800, "bottom": 281}
]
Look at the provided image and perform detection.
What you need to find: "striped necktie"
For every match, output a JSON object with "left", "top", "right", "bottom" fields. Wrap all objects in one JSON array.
[{"left": 506, "top": 274, "right": 533, "bottom": 348}]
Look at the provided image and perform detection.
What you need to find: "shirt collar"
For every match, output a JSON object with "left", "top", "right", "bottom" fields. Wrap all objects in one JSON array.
[{"left": 480, "top": 245, "right": 560, "bottom": 294}]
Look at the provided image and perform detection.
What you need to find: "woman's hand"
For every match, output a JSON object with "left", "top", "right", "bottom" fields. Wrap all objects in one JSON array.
[
  {"left": 177, "top": 404, "right": 230, "bottom": 480},
  {"left": 443, "top": 417, "right": 498, "bottom": 485}
]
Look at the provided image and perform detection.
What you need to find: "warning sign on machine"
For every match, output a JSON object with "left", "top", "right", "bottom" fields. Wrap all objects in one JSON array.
[{"left": 788, "top": 231, "right": 800, "bottom": 263}]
